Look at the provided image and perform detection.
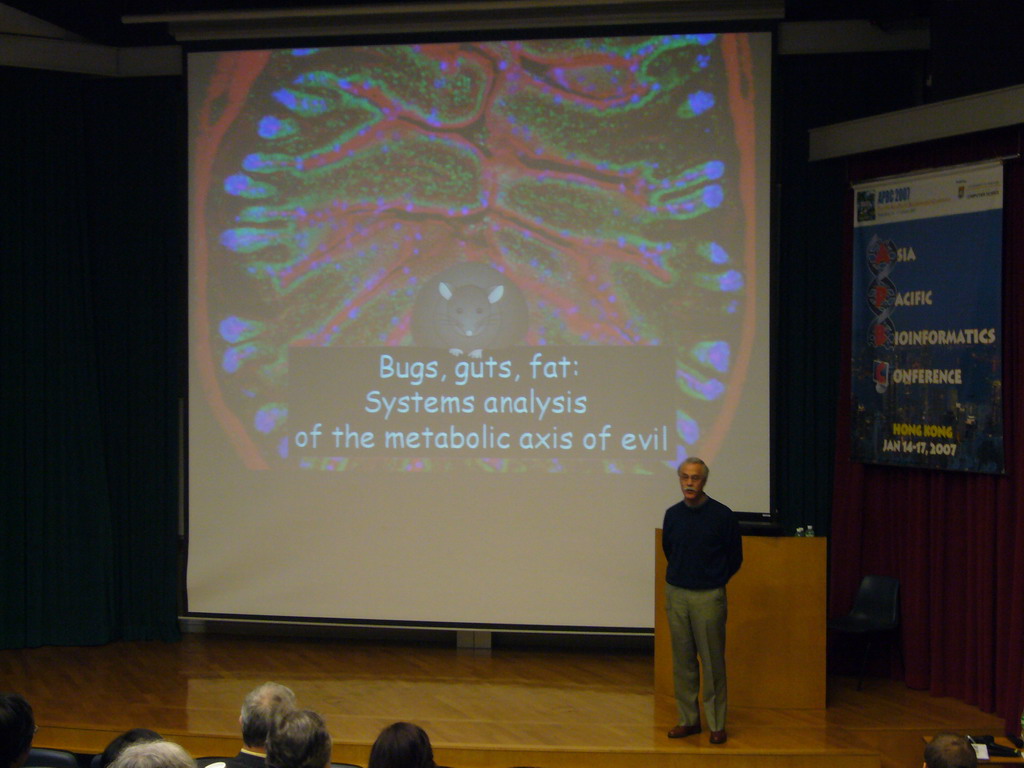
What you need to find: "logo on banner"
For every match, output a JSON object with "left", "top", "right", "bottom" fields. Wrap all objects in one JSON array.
[
  {"left": 873, "top": 360, "right": 889, "bottom": 393},
  {"left": 857, "top": 190, "right": 876, "bottom": 222},
  {"left": 866, "top": 235, "right": 897, "bottom": 350}
]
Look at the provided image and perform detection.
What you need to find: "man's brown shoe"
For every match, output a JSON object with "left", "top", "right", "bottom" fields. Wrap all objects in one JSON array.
[
  {"left": 667, "top": 724, "right": 702, "bottom": 738},
  {"left": 709, "top": 729, "right": 727, "bottom": 744}
]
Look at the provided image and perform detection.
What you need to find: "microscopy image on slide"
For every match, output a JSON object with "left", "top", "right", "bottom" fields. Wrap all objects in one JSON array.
[{"left": 190, "top": 34, "right": 764, "bottom": 472}]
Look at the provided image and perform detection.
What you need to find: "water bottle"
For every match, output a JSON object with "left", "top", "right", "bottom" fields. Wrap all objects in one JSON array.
[{"left": 806, "top": 525, "right": 815, "bottom": 537}]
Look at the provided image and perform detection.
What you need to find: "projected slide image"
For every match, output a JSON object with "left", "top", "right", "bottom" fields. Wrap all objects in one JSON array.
[{"left": 191, "top": 34, "right": 761, "bottom": 473}]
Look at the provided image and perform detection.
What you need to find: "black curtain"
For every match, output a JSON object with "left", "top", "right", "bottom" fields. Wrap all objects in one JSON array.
[
  {"left": 0, "top": 68, "right": 183, "bottom": 647},
  {"left": 772, "top": 51, "right": 927, "bottom": 535}
]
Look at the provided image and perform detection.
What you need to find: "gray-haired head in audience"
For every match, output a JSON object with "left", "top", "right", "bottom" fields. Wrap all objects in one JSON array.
[
  {"left": 100, "top": 728, "right": 163, "bottom": 768},
  {"left": 265, "top": 710, "right": 331, "bottom": 768},
  {"left": 109, "top": 741, "right": 196, "bottom": 768},
  {"left": 924, "top": 732, "right": 978, "bottom": 768},
  {"left": 241, "top": 683, "right": 297, "bottom": 749}
]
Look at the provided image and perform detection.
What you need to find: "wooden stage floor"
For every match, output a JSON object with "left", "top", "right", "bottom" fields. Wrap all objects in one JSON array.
[{"left": 2, "top": 633, "right": 1006, "bottom": 768}]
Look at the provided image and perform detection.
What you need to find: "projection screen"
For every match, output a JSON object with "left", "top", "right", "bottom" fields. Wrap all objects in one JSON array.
[{"left": 187, "top": 31, "right": 772, "bottom": 629}]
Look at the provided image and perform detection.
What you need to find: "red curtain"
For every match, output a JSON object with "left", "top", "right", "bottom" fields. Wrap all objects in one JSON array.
[{"left": 830, "top": 126, "right": 1024, "bottom": 736}]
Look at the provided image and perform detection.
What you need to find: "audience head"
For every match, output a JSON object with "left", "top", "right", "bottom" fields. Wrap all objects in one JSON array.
[
  {"left": 367, "top": 722, "right": 435, "bottom": 768},
  {"left": 265, "top": 710, "right": 331, "bottom": 768},
  {"left": 0, "top": 693, "right": 34, "bottom": 768},
  {"left": 924, "top": 732, "right": 978, "bottom": 768},
  {"left": 100, "top": 729, "right": 163, "bottom": 768},
  {"left": 240, "top": 683, "right": 298, "bottom": 749},
  {"left": 108, "top": 741, "right": 195, "bottom": 768}
]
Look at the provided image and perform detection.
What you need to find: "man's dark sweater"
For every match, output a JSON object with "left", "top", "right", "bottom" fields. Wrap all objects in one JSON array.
[{"left": 662, "top": 495, "right": 743, "bottom": 590}]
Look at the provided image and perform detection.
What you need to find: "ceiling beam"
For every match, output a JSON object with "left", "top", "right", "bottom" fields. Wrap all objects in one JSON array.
[
  {"left": 123, "top": 0, "right": 785, "bottom": 42},
  {"left": 808, "top": 83, "right": 1024, "bottom": 160}
]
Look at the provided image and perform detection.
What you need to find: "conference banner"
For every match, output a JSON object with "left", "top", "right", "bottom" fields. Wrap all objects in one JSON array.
[{"left": 851, "top": 161, "right": 1004, "bottom": 473}]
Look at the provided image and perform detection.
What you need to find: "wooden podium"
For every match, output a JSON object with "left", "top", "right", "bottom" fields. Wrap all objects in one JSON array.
[{"left": 654, "top": 531, "right": 827, "bottom": 709}]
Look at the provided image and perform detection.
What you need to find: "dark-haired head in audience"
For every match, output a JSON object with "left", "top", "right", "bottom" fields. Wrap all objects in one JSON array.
[
  {"left": 0, "top": 693, "right": 34, "bottom": 768},
  {"left": 108, "top": 741, "right": 195, "bottom": 768},
  {"left": 367, "top": 722, "right": 435, "bottom": 768},
  {"left": 924, "top": 732, "right": 978, "bottom": 768},
  {"left": 101, "top": 729, "right": 163, "bottom": 768},
  {"left": 265, "top": 710, "right": 331, "bottom": 768}
]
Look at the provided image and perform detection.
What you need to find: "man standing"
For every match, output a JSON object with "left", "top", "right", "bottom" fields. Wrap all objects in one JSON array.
[{"left": 663, "top": 457, "right": 743, "bottom": 745}]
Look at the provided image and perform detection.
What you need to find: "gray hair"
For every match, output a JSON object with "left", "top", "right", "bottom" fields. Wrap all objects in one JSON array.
[
  {"left": 109, "top": 741, "right": 195, "bottom": 768},
  {"left": 241, "top": 683, "right": 297, "bottom": 748},
  {"left": 677, "top": 457, "right": 709, "bottom": 479},
  {"left": 266, "top": 710, "right": 332, "bottom": 768}
]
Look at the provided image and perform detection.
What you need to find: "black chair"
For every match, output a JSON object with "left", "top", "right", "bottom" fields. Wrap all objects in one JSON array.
[
  {"left": 827, "top": 574, "right": 901, "bottom": 689},
  {"left": 25, "top": 749, "right": 80, "bottom": 768}
]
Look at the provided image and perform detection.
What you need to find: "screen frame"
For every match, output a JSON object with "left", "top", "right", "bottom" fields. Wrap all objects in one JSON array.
[{"left": 181, "top": 20, "right": 779, "bottom": 632}]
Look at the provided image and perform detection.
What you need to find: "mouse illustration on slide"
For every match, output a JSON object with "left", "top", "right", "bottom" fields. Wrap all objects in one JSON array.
[{"left": 412, "top": 263, "right": 528, "bottom": 357}]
